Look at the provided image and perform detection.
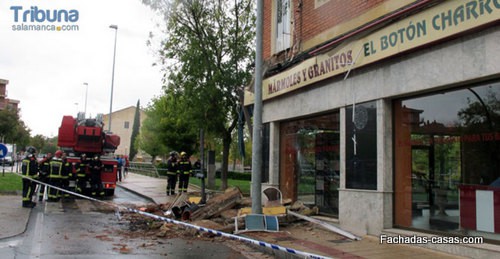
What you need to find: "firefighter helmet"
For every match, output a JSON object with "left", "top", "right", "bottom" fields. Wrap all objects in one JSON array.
[
  {"left": 26, "top": 146, "right": 37, "bottom": 155},
  {"left": 55, "top": 150, "right": 63, "bottom": 158},
  {"left": 180, "top": 151, "right": 187, "bottom": 157}
]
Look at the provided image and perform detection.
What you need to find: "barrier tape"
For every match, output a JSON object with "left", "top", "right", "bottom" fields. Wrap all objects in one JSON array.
[{"left": 14, "top": 173, "right": 332, "bottom": 259}]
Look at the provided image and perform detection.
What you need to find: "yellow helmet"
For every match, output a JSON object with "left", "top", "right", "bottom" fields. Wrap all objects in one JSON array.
[{"left": 180, "top": 151, "right": 187, "bottom": 157}]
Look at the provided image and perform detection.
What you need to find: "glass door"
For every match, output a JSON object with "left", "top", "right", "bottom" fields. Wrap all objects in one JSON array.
[{"left": 280, "top": 112, "right": 340, "bottom": 216}]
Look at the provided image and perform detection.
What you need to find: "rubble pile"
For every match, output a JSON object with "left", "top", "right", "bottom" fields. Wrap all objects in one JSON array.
[{"left": 119, "top": 187, "right": 322, "bottom": 240}]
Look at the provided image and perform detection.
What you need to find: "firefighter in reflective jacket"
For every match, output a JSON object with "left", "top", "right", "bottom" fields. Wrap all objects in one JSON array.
[
  {"left": 166, "top": 151, "right": 178, "bottom": 195},
  {"left": 89, "top": 155, "right": 104, "bottom": 197},
  {"left": 21, "top": 147, "right": 38, "bottom": 208},
  {"left": 177, "top": 152, "right": 192, "bottom": 193},
  {"left": 37, "top": 152, "right": 52, "bottom": 202},
  {"left": 48, "top": 150, "right": 64, "bottom": 202},
  {"left": 75, "top": 153, "right": 89, "bottom": 194},
  {"left": 60, "top": 152, "right": 72, "bottom": 200}
]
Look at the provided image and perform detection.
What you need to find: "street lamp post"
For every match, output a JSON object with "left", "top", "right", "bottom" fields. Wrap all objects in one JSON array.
[
  {"left": 108, "top": 24, "right": 118, "bottom": 132},
  {"left": 83, "top": 82, "right": 88, "bottom": 116}
]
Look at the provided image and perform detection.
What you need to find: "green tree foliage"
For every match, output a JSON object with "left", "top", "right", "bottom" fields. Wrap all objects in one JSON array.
[
  {"left": 38, "top": 136, "right": 58, "bottom": 155},
  {"left": 129, "top": 100, "right": 141, "bottom": 160},
  {"left": 143, "top": 0, "right": 255, "bottom": 190},
  {"left": 0, "top": 108, "right": 30, "bottom": 147},
  {"left": 141, "top": 94, "right": 198, "bottom": 156},
  {"left": 138, "top": 97, "right": 167, "bottom": 162},
  {"left": 30, "top": 134, "right": 46, "bottom": 153}
]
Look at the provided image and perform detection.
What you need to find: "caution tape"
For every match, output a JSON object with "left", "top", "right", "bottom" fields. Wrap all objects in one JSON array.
[{"left": 14, "top": 173, "right": 332, "bottom": 259}]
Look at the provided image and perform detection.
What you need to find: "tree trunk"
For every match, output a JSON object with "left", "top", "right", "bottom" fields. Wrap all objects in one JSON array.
[{"left": 221, "top": 131, "right": 232, "bottom": 190}]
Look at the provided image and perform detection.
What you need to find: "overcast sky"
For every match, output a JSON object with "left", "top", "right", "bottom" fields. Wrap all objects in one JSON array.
[{"left": 0, "top": 0, "right": 164, "bottom": 137}]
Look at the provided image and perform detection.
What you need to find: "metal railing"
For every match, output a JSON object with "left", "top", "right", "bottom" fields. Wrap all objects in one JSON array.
[{"left": 127, "top": 162, "right": 160, "bottom": 178}]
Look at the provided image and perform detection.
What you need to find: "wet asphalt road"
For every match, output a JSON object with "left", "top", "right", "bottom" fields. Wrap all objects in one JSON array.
[{"left": 0, "top": 187, "right": 257, "bottom": 259}]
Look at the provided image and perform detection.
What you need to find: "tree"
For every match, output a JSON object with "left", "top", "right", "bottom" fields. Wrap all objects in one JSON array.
[
  {"left": 13, "top": 120, "right": 31, "bottom": 150},
  {"left": 30, "top": 134, "right": 46, "bottom": 154},
  {"left": 0, "top": 108, "right": 30, "bottom": 147},
  {"left": 40, "top": 136, "right": 58, "bottom": 154},
  {"left": 139, "top": 97, "right": 166, "bottom": 161},
  {"left": 141, "top": 94, "right": 198, "bottom": 156},
  {"left": 129, "top": 100, "right": 141, "bottom": 160},
  {"left": 137, "top": 129, "right": 166, "bottom": 163},
  {"left": 143, "top": 0, "right": 255, "bottom": 190},
  {"left": 0, "top": 108, "right": 18, "bottom": 142}
]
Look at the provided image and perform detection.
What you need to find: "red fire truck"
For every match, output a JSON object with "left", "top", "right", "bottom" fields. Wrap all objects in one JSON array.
[{"left": 57, "top": 113, "right": 120, "bottom": 196}]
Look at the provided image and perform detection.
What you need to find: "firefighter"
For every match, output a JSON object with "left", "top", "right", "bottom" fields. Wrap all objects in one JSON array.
[
  {"left": 177, "top": 151, "right": 192, "bottom": 193},
  {"left": 37, "top": 152, "right": 52, "bottom": 202},
  {"left": 89, "top": 155, "right": 104, "bottom": 197},
  {"left": 21, "top": 146, "right": 38, "bottom": 208},
  {"left": 60, "top": 152, "right": 73, "bottom": 200},
  {"left": 48, "top": 150, "right": 64, "bottom": 202},
  {"left": 75, "top": 153, "right": 89, "bottom": 194},
  {"left": 166, "top": 151, "right": 178, "bottom": 195}
]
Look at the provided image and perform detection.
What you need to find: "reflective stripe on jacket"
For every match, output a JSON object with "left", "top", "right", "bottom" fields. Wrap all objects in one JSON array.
[
  {"left": 49, "top": 158, "right": 63, "bottom": 178},
  {"left": 76, "top": 161, "right": 88, "bottom": 177},
  {"left": 21, "top": 157, "right": 38, "bottom": 177},
  {"left": 177, "top": 160, "right": 192, "bottom": 175}
]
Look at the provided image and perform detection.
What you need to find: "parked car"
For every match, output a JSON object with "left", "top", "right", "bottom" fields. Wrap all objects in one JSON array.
[{"left": 1, "top": 156, "right": 13, "bottom": 166}]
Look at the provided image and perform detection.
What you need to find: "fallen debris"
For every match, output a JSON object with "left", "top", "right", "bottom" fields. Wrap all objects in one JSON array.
[
  {"left": 189, "top": 187, "right": 243, "bottom": 221},
  {"left": 288, "top": 210, "right": 361, "bottom": 240},
  {"left": 114, "top": 186, "right": 345, "bottom": 254}
]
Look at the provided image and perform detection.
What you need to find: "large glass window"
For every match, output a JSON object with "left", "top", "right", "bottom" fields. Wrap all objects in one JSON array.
[
  {"left": 394, "top": 82, "right": 500, "bottom": 241},
  {"left": 345, "top": 101, "right": 377, "bottom": 190},
  {"left": 280, "top": 112, "right": 340, "bottom": 216}
]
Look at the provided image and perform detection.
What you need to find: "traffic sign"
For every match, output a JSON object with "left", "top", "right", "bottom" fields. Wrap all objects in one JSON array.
[{"left": 0, "top": 143, "right": 7, "bottom": 159}]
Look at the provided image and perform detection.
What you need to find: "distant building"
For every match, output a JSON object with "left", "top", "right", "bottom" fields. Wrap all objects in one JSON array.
[
  {"left": 0, "top": 79, "right": 20, "bottom": 111},
  {"left": 102, "top": 106, "right": 147, "bottom": 158}
]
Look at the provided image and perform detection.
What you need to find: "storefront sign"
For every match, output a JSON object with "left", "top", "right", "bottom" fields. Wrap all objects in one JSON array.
[{"left": 245, "top": 0, "right": 500, "bottom": 105}]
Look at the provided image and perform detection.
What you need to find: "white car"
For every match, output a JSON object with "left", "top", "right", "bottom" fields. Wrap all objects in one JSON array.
[{"left": 1, "top": 156, "right": 13, "bottom": 166}]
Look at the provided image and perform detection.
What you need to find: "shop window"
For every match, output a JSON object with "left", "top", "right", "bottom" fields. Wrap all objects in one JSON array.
[
  {"left": 280, "top": 112, "right": 340, "bottom": 216},
  {"left": 275, "top": 0, "right": 291, "bottom": 52},
  {"left": 394, "top": 83, "right": 500, "bottom": 241},
  {"left": 345, "top": 101, "right": 377, "bottom": 190}
]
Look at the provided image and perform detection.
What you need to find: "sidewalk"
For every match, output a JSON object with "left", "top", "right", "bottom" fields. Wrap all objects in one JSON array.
[
  {"left": 117, "top": 172, "right": 200, "bottom": 204},
  {"left": 117, "top": 173, "right": 463, "bottom": 259},
  {"left": 0, "top": 194, "right": 30, "bottom": 239}
]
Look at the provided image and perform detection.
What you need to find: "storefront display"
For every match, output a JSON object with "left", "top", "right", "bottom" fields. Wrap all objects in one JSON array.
[{"left": 394, "top": 82, "right": 500, "bottom": 240}]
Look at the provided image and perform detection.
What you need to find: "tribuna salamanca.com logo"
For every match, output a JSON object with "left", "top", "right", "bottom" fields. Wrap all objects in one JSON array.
[{"left": 10, "top": 6, "right": 80, "bottom": 32}]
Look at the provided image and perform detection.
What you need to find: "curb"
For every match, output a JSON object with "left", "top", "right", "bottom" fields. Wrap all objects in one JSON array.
[{"left": 115, "top": 184, "right": 156, "bottom": 204}]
